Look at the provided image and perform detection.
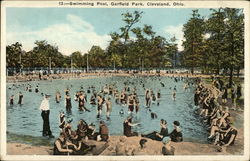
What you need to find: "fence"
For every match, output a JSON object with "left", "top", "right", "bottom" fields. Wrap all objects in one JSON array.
[{"left": 6, "top": 67, "right": 195, "bottom": 76}]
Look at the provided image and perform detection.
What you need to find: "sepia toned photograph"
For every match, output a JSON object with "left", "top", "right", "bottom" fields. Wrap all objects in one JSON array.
[{"left": 1, "top": 1, "right": 249, "bottom": 160}]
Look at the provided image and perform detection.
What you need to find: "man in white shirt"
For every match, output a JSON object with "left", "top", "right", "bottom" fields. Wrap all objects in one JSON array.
[{"left": 40, "top": 94, "right": 54, "bottom": 138}]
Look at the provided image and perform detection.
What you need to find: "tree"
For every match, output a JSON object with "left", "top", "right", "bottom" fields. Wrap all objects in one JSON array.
[
  {"left": 6, "top": 42, "right": 24, "bottom": 69},
  {"left": 168, "top": 36, "right": 178, "bottom": 68},
  {"left": 222, "top": 8, "right": 244, "bottom": 87},
  {"left": 106, "top": 32, "right": 123, "bottom": 68},
  {"left": 87, "top": 45, "right": 106, "bottom": 68},
  {"left": 182, "top": 10, "right": 206, "bottom": 74},
  {"left": 29, "top": 40, "right": 65, "bottom": 67},
  {"left": 205, "top": 8, "right": 226, "bottom": 74},
  {"left": 119, "top": 11, "right": 143, "bottom": 66},
  {"left": 70, "top": 51, "right": 84, "bottom": 68}
]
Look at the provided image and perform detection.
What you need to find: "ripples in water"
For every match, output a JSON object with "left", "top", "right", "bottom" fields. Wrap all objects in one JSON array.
[{"left": 7, "top": 76, "right": 208, "bottom": 143}]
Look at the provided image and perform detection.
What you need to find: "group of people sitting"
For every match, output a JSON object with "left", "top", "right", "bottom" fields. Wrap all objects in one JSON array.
[
  {"left": 54, "top": 111, "right": 183, "bottom": 155},
  {"left": 123, "top": 116, "right": 183, "bottom": 143},
  {"left": 54, "top": 113, "right": 109, "bottom": 155},
  {"left": 194, "top": 79, "right": 238, "bottom": 148},
  {"left": 122, "top": 116, "right": 183, "bottom": 155},
  {"left": 141, "top": 119, "right": 183, "bottom": 142}
]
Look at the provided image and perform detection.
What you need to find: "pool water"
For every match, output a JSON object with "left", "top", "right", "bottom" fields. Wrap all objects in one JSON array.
[{"left": 6, "top": 76, "right": 208, "bottom": 144}]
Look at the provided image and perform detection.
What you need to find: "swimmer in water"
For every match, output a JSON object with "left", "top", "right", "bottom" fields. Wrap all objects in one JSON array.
[
  {"left": 183, "top": 82, "right": 189, "bottom": 92},
  {"left": 157, "top": 90, "right": 161, "bottom": 106},
  {"left": 114, "top": 91, "right": 120, "bottom": 104},
  {"left": 65, "top": 88, "right": 70, "bottom": 95},
  {"left": 78, "top": 92, "right": 90, "bottom": 112},
  {"left": 97, "top": 95, "right": 103, "bottom": 118},
  {"left": 105, "top": 97, "right": 112, "bottom": 120},
  {"left": 28, "top": 85, "right": 32, "bottom": 92},
  {"left": 59, "top": 111, "right": 65, "bottom": 130},
  {"left": 18, "top": 92, "right": 23, "bottom": 105},
  {"left": 119, "top": 109, "right": 124, "bottom": 116},
  {"left": 149, "top": 109, "right": 158, "bottom": 119},
  {"left": 151, "top": 91, "right": 157, "bottom": 104},
  {"left": 10, "top": 95, "right": 14, "bottom": 106},
  {"left": 65, "top": 94, "right": 72, "bottom": 113},
  {"left": 127, "top": 94, "right": 135, "bottom": 113},
  {"left": 55, "top": 91, "right": 61, "bottom": 103},
  {"left": 87, "top": 87, "right": 91, "bottom": 94},
  {"left": 90, "top": 94, "right": 96, "bottom": 105},
  {"left": 135, "top": 96, "right": 140, "bottom": 114},
  {"left": 120, "top": 90, "right": 126, "bottom": 105},
  {"left": 172, "top": 90, "right": 176, "bottom": 101},
  {"left": 35, "top": 85, "right": 39, "bottom": 93},
  {"left": 145, "top": 89, "right": 151, "bottom": 107}
]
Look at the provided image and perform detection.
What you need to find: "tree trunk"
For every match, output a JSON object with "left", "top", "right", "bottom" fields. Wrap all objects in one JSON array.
[
  {"left": 229, "top": 66, "right": 233, "bottom": 88},
  {"left": 216, "top": 66, "right": 220, "bottom": 75},
  {"left": 229, "top": 32, "right": 234, "bottom": 88},
  {"left": 237, "top": 67, "right": 240, "bottom": 77}
]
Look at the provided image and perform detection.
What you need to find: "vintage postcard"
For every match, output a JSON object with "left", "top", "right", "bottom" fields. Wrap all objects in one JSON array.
[{"left": 1, "top": 0, "right": 249, "bottom": 160}]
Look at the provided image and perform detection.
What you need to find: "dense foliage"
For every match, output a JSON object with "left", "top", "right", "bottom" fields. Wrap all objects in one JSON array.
[{"left": 181, "top": 8, "right": 244, "bottom": 86}]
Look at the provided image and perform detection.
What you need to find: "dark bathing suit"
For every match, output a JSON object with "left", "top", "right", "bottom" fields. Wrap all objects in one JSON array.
[
  {"left": 128, "top": 99, "right": 134, "bottom": 112},
  {"left": 66, "top": 97, "right": 72, "bottom": 111},
  {"left": 53, "top": 139, "right": 67, "bottom": 155},
  {"left": 18, "top": 94, "right": 23, "bottom": 104},
  {"left": 123, "top": 121, "right": 138, "bottom": 137}
]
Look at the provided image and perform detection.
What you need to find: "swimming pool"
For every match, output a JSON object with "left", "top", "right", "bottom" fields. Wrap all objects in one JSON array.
[{"left": 6, "top": 76, "right": 208, "bottom": 144}]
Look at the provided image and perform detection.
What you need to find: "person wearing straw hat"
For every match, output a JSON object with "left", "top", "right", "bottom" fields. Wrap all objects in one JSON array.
[
  {"left": 162, "top": 137, "right": 175, "bottom": 155},
  {"left": 39, "top": 94, "right": 54, "bottom": 138}
]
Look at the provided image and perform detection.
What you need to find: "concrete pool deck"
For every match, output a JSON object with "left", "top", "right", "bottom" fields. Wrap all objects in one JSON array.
[{"left": 7, "top": 128, "right": 243, "bottom": 155}]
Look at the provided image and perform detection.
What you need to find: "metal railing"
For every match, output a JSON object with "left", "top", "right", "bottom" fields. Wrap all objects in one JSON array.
[{"left": 6, "top": 67, "right": 195, "bottom": 76}]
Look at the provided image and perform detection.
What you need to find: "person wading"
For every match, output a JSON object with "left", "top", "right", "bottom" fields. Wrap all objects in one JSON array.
[
  {"left": 18, "top": 92, "right": 23, "bottom": 105},
  {"left": 39, "top": 94, "right": 54, "bottom": 138},
  {"left": 65, "top": 94, "right": 72, "bottom": 113}
]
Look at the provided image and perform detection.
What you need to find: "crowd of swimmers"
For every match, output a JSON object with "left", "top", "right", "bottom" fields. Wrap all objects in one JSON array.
[
  {"left": 51, "top": 75, "right": 187, "bottom": 155},
  {"left": 7, "top": 74, "right": 242, "bottom": 155}
]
